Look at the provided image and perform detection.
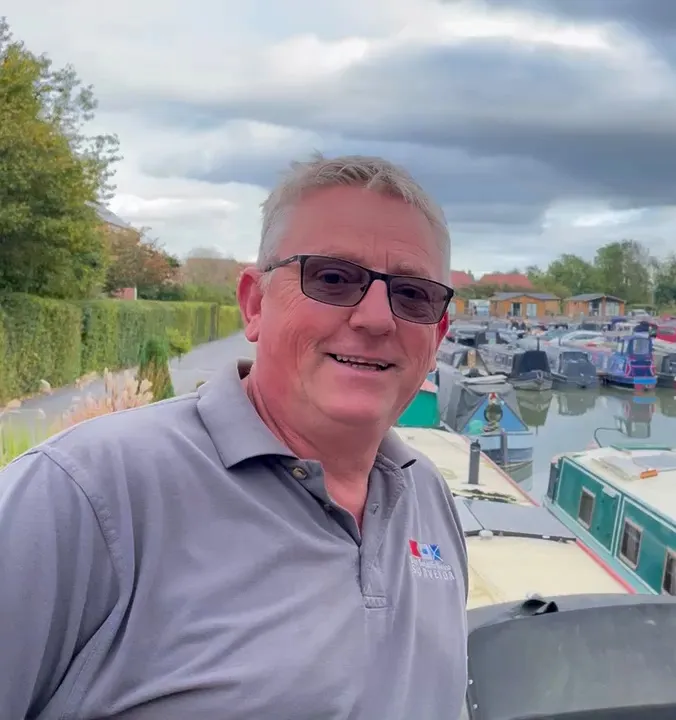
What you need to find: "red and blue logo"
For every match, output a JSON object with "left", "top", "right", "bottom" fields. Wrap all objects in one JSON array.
[{"left": 409, "top": 539, "right": 442, "bottom": 562}]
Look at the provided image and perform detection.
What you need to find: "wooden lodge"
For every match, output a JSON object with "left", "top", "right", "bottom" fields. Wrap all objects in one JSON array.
[
  {"left": 489, "top": 292, "right": 560, "bottom": 319},
  {"left": 565, "top": 293, "right": 625, "bottom": 318}
]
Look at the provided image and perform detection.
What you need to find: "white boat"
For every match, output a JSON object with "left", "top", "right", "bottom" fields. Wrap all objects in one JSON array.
[{"left": 395, "top": 424, "right": 630, "bottom": 608}]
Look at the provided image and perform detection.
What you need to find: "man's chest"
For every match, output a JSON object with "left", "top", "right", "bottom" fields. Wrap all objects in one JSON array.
[{"left": 72, "top": 483, "right": 467, "bottom": 720}]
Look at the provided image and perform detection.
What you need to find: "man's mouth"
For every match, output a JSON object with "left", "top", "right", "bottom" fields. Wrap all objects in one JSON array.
[{"left": 327, "top": 354, "right": 394, "bottom": 371}]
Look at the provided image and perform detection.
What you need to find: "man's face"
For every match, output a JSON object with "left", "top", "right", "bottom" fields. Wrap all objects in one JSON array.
[{"left": 240, "top": 185, "right": 449, "bottom": 429}]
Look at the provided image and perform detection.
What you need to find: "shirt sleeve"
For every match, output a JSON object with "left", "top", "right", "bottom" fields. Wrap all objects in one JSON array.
[{"left": 0, "top": 449, "right": 118, "bottom": 718}]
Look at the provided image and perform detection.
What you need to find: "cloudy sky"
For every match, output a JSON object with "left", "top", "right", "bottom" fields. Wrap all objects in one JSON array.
[{"left": 5, "top": 0, "right": 676, "bottom": 275}]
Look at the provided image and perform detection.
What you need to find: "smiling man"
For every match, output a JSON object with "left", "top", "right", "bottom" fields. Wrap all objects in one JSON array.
[{"left": 0, "top": 155, "right": 468, "bottom": 720}]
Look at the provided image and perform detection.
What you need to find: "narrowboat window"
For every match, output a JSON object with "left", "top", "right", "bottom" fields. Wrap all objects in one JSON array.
[
  {"left": 577, "top": 489, "right": 595, "bottom": 528},
  {"left": 662, "top": 550, "right": 676, "bottom": 595},
  {"left": 631, "top": 337, "right": 650, "bottom": 356},
  {"left": 619, "top": 519, "right": 643, "bottom": 568}
]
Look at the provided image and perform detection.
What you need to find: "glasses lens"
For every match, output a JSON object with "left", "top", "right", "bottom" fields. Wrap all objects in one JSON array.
[
  {"left": 390, "top": 276, "right": 450, "bottom": 324},
  {"left": 301, "top": 256, "right": 370, "bottom": 307}
]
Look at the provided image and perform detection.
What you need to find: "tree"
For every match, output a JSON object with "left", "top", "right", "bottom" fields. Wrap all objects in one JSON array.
[
  {"left": 0, "top": 18, "right": 120, "bottom": 299},
  {"left": 594, "top": 240, "right": 651, "bottom": 305},
  {"left": 545, "top": 254, "right": 599, "bottom": 297},
  {"left": 104, "top": 226, "right": 179, "bottom": 297},
  {"left": 525, "top": 265, "right": 571, "bottom": 299},
  {"left": 652, "top": 254, "right": 676, "bottom": 307}
]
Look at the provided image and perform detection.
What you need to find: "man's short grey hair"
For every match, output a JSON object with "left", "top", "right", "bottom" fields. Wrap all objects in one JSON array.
[{"left": 257, "top": 154, "right": 451, "bottom": 274}]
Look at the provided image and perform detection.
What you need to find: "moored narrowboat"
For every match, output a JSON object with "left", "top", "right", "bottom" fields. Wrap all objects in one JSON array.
[
  {"left": 585, "top": 334, "right": 656, "bottom": 391},
  {"left": 545, "top": 444, "right": 676, "bottom": 595},
  {"left": 479, "top": 344, "right": 553, "bottom": 391},
  {"left": 545, "top": 346, "right": 599, "bottom": 389}
]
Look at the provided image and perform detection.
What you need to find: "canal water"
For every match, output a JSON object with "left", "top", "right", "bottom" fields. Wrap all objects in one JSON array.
[{"left": 510, "top": 386, "right": 676, "bottom": 502}]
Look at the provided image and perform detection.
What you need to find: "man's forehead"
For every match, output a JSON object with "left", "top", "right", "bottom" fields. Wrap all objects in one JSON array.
[
  {"left": 304, "top": 247, "right": 435, "bottom": 278},
  {"left": 278, "top": 209, "right": 441, "bottom": 277}
]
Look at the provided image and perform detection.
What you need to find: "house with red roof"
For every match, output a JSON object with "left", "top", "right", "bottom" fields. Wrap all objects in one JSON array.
[
  {"left": 449, "top": 270, "right": 474, "bottom": 289},
  {"left": 477, "top": 272, "right": 533, "bottom": 290}
]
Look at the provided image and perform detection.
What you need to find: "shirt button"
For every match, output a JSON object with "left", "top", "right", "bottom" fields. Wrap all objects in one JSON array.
[{"left": 291, "top": 466, "right": 308, "bottom": 480}]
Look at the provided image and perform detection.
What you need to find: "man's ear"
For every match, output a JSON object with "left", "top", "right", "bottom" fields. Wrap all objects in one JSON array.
[
  {"left": 435, "top": 312, "right": 450, "bottom": 349},
  {"left": 237, "top": 268, "right": 265, "bottom": 342}
]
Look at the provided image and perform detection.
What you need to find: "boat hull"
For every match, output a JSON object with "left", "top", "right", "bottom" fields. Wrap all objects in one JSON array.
[
  {"left": 509, "top": 370, "right": 553, "bottom": 391},
  {"left": 551, "top": 371, "right": 599, "bottom": 389}
]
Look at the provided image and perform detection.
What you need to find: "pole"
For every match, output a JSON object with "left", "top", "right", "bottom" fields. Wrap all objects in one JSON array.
[{"left": 468, "top": 440, "right": 481, "bottom": 485}]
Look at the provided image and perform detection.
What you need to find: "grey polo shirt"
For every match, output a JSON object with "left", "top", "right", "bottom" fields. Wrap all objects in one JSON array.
[{"left": 0, "top": 360, "right": 468, "bottom": 720}]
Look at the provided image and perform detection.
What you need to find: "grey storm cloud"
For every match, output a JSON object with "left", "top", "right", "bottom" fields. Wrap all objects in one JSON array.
[
  {"left": 125, "top": 17, "right": 676, "bottom": 250},
  {"left": 476, "top": 0, "right": 676, "bottom": 33}
]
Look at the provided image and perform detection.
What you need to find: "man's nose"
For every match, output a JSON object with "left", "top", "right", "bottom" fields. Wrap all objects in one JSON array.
[{"left": 348, "top": 280, "right": 396, "bottom": 335}]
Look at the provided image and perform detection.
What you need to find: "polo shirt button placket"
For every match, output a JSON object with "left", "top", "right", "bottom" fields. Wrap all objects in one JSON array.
[{"left": 291, "top": 466, "right": 307, "bottom": 481}]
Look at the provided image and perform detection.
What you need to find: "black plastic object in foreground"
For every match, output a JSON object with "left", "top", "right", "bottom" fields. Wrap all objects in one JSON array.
[{"left": 465, "top": 594, "right": 676, "bottom": 720}]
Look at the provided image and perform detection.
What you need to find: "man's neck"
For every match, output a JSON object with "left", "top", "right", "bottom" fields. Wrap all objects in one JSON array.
[{"left": 243, "top": 374, "right": 383, "bottom": 520}]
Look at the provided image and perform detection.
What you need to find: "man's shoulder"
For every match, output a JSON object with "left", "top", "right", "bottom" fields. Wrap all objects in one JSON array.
[
  {"left": 44, "top": 391, "right": 202, "bottom": 459},
  {"left": 33, "top": 391, "right": 220, "bottom": 498}
]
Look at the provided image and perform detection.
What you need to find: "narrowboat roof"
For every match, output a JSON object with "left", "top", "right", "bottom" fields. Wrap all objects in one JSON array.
[
  {"left": 563, "top": 446, "right": 676, "bottom": 522},
  {"left": 396, "top": 427, "right": 628, "bottom": 607}
]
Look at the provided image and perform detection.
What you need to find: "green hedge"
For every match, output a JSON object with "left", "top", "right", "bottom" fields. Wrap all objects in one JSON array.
[{"left": 0, "top": 294, "right": 243, "bottom": 404}]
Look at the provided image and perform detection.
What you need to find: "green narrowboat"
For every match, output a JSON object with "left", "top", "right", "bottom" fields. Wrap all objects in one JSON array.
[{"left": 545, "top": 444, "right": 676, "bottom": 595}]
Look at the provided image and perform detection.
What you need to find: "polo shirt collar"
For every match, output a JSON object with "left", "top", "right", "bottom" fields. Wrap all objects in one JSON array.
[{"left": 196, "top": 360, "right": 418, "bottom": 471}]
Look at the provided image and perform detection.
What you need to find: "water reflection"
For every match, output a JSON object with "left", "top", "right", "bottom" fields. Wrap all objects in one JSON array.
[
  {"left": 556, "top": 390, "right": 598, "bottom": 416},
  {"left": 659, "top": 393, "right": 676, "bottom": 418},
  {"left": 516, "top": 391, "right": 553, "bottom": 429},
  {"left": 507, "top": 385, "right": 676, "bottom": 501},
  {"left": 612, "top": 394, "right": 655, "bottom": 439}
]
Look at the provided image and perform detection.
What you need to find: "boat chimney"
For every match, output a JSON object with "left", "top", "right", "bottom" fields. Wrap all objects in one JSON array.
[{"left": 468, "top": 439, "right": 481, "bottom": 485}]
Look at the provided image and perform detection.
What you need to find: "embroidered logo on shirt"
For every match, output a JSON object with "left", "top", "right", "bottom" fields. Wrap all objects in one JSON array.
[{"left": 409, "top": 539, "right": 455, "bottom": 580}]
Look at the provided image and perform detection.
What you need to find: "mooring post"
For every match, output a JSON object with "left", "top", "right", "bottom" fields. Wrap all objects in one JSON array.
[
  {"left": 500, "top": 430, "right": 509, "bottom": 466},
  {"left": 468, "top": 439, "right": 481, "bottom": 485}
]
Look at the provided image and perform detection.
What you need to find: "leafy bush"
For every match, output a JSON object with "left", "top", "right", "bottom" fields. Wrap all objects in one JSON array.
[
  {"left": 0, "top": 294, "right": 81, "bottom": 399},
  {"left": 218, "top": 305, "right": 242, "bottom": 338},
  {"left": 166, "top": 327, "right": 192, "bottom": 358},
  {"left": 0, "top": 293, "right": 242, "bottom": 405},
  {"left": 138, "top": 337, "right": 174, "bottom": 401}
]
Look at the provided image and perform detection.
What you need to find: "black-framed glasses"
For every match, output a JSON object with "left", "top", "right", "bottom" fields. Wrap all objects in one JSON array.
[{"left": 264, "top": 254, "right": 454, "bottom": 325}]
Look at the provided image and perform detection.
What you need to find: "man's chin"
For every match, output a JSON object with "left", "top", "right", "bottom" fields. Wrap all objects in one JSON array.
[{"left": 317, "top": 396, "right": 398, "bottom": 428}]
